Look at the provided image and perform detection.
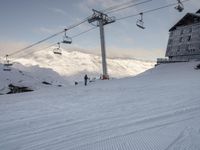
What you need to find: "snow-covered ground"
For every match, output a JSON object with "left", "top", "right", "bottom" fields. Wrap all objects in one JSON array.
[
  {"left": 0, "top": 62, "right": 200, "bottom": 150},
  {"left": 0, "top": 63, "right": 69, "bottom": 94}
]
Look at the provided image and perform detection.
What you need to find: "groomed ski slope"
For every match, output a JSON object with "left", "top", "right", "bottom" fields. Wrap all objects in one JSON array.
[{"left": 0, "top": 62, "right": 200, "bottom": 150}]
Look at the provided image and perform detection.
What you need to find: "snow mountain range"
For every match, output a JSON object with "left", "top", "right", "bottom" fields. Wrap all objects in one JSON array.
[{"left": 0, "top": 48, "right": 155, "bottom": 94}]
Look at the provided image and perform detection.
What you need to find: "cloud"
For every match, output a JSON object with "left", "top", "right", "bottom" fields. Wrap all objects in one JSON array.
[
  {"left": 65, "top": 44, "right": 165, "bottom": 61},
  {"left": 78, "top": 0, "right": 132, "bottom": 14},
  {"left": 35, "top": 27, "right": 62, "bottom": 34},
  {"left": 86, "top": 0, "right": 115, "bottom": 7},
  {"left": 0, "top": 41, "right": 28, "bottom": 57},
  {"left": 0, "top": 41, "right": 55, "bottom": 62},
  {"left": 0, "top": 40, "right": 165, "bottom": 63},
  {"left": 106, "top": 46, "right": 165, "bottom": 61},
  {"left": 49, "top": 8, "right": 68, "bottom": 16}
]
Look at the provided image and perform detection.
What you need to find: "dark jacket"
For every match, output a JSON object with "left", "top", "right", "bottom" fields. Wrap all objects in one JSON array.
[{"left": 84, "top": 75, "right": 88, "bottom": 80}]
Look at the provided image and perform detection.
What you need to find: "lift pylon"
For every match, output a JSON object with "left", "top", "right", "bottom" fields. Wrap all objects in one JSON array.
[
  {"left": 175, "top": 0, "right": 184, "bottom": 12},
  {"left": 88, "top": 9, "right": 115, "bottom": 80}
]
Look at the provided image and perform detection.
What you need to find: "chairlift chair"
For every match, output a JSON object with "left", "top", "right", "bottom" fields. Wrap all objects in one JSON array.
[
  {"left": 4, "top": 61, "right": 13, "bottom": 67},
  {"left": 53, "top": 43, "right": 62, "bottom": 55},
  {"left": 3, "top": 67, "right": 11, "bottom": 71},
  {"left": 62, "top": 29, "right": 72, "bottom": 44},
  {"left": 62, "top": 36, "right": 72, "bottom": 44},
  {"left": 175, "top": 0, "right": 184, "bottom": 12},
  {"left": 3, "top": 55, "right": 12, "bottom": 71},
  {"left": 136, "top": 13, "right": 145, "bottom": 29}
]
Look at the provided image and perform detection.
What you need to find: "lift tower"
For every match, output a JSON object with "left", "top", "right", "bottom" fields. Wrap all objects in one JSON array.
[{"left": 88, "top": 9, "right": 115, "bottom": 79}]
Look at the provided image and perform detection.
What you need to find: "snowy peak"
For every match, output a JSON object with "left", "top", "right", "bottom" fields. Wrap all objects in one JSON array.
[
  {"left": 0, "top": 48, "right": 155, "bottom": 94},
  {"left": 14, "top": 48, "right": 155, "bottom": 82}
]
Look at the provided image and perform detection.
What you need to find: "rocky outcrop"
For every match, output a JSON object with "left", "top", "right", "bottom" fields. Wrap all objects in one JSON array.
[{"left": 7, "top": 84, "right": 33, "bottom": 94}]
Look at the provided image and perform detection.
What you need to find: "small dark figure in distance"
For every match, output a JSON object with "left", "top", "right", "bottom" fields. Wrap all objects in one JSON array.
[
  {"left": 84, "top": 74, "right": 89, "bottom": 86},
  {"left": 195, "top": 64, "right": 200, "bottom": 70},
  {"left": 75, "top": 81, "right": 78, "bottom": 85}
]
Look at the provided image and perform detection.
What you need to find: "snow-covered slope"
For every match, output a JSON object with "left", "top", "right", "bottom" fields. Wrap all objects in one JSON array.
[
  {"left": 0, "top": 62, "right": 200, "bottom": 150},
  {"left": 13, "top": 48, "right": 155, "bottom": 82},
  {"left": 0, "top": 63, "right": 69, "bottom": 94}
]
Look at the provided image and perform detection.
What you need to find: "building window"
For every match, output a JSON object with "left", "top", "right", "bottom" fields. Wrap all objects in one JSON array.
[
  {"left": 180, "top": 29, "right": 184, "bottom": 35},
  {"left": 170, "top": 32, "right": 173, "bottom": 37},
  {"left": 177, "top": 46, "right": 181, "bottom": 52},
  {"left": 194, "top": 18, "right": 199, "bottom": 23},
  {"left": 179, "top": 37, "right": 183, "bottom": 43},
  {"left": 187, "top": 35, "right": 191, "bottom": 41},
  {"left": 168, "top": 39, "right": 173, "bottom": 45},
  {"left": 185, "top": 45, "right": 189, "bottom": 51}
]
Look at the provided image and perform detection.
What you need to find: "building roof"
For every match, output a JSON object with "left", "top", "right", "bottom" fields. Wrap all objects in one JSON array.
[{"left": 169, "top": 10, "right": 200, "bottom": 31}]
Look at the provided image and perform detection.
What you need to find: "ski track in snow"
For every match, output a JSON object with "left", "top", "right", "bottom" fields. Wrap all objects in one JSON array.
[{"left": 0, "top": 62, "right": 200, "bottom": 149}]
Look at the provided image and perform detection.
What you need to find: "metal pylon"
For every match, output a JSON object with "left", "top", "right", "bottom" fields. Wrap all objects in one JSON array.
[{"left": 88, "top": 9, "right": 115, "bottom": 79}]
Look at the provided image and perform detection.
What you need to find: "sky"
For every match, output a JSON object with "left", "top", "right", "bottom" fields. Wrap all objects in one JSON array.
[{"left": 0, "top": 0, "right": 200, "bottom": 61}]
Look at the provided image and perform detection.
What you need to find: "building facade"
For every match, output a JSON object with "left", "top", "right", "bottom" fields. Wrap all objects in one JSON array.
[{"left": 165, "top": 9, "right": 200, "bottom": 61}]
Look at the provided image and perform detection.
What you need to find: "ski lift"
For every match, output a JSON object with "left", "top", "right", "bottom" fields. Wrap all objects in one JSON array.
[
  {"left": 3, "top": 67, "right": 11, "bottom": 71},
  {"left": 136, "top": 13, "right": 145, "bottom": 29},
  {"left": 4, "top": 55, "right": 13, "bottom": 66},
  {"left": 175, "top": 0, "right": 184, "bottom": 12},
  {"left": 53, "top": 42, "right": 62, "bottom": 55},
  {"left": 62, "top": 29, "right": 72, "bottom": 44},
  {"left": 3, "top": 55, "right": 12, "bottom": 71}
]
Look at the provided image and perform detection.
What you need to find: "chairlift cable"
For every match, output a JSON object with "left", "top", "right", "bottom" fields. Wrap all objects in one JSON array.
[
  {"left": 6, "top": 0, "right": 152, "bottom": 57},
  {"left": 11, "top": 27, "right": 97, "bottom": 60},
  {"left": 116, "top": 0, "right": 191, "bottom": 21},
  {"left": 8, "top": 30, "right": 65, "bottom": 57},
  {"left": 11, "top": 43, "right": 58, "bottom": 61},
  {"left": 8, "top": 18, "right": 90, "bottom": 57},
  {"left": 71, "top": 27, "right": 97, "bottom": 39},
  {"left": 106, "top": 0, "right": 152, "bottom": 14},
  {"left": 101, "top": 0, "right": 141, "bottom": 13},
  {"left": 4, "top": 0, "right": 191, "bottom": 59}
]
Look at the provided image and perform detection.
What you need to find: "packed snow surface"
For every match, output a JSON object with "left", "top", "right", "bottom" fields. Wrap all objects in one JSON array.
[
  {"left": 0, "top": 63, "right": 69, "bottom": 94},
  {"left": 0, "top": 62, "right": 200, "bottom": 150}
]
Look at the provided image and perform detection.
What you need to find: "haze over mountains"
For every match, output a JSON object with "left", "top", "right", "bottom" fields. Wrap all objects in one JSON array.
[
  {"left": 0, "top": 48, "right": 155, "bottom": 94},
  {"left": 7, "top": 48, "right": 155, "bottom": 82}
]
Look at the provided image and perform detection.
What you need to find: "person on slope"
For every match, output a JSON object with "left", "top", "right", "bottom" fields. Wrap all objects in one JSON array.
[{"left": 84, "top": 74, "right": 89, "bottom": 86}]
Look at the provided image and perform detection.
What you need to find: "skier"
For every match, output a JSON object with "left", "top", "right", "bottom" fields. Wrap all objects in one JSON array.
[{"left": 84, "top": 74, "right": 89, "bottom": 86}]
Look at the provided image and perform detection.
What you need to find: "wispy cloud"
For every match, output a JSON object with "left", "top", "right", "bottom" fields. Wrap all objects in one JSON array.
[
  {"left": 78, "top": 0, "right": 128, "bottom": 13},
  {"left": 34, "top": 26, "right": 66, "bottom": 35},
  {"left": 0, "top": 41, "right": 28, "bottom": 57},
  {"left": 86, "top": 0, "right": 122, "bottom": 9},
  {"left": 36, "top": 27, "right": 58, "bottom": 34},
  {"left": 0, "top": 41, "right": 54, "bottom": 60},
  {"left": 49, "top": 8, "right": 68, "bottom": 16},
  {"left": 66, "top": 44, "right": 165, "bottom": 61},
  {"left": 0, "top": 40, "right": 164, "bottom": 62},
  {"left": 106, "top": 46, "right": 165, "bottom": 60}
]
